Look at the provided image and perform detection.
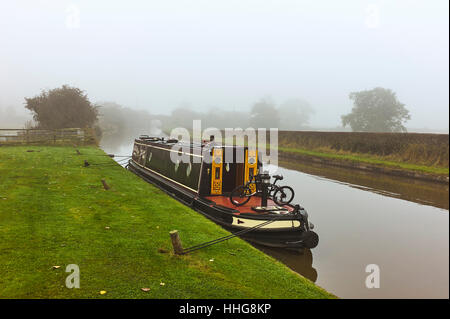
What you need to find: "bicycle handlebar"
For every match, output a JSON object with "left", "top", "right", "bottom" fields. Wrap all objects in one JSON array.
[{"left": 249, "top": 174, "right": 283, "bottom": 183}]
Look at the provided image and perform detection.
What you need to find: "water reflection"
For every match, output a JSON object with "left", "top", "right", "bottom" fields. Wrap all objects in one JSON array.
[
  {"left": 269, "top": 163, "right": 448, "bottom": 298},
  {"left": 254, "top": 245, "right": 318, "bottom": 282},
  {"left": 100, "top": 140, "right": 134, "bottom": 158},
  {"left": 279, "top": 160, "right": 449, "bottom": 210}
]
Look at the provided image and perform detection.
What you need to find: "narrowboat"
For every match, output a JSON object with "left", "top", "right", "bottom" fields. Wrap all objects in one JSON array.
[{"left": 127, "top": 135, "right": 319, "bottom": 250}]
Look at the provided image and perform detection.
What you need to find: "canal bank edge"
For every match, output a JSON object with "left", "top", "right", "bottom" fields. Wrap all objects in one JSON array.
[
  {"left": 278, "top": 149, "right": 449, "bottom": 184},
  {"left": 0, "top": 145, "right": 335, "bottom": 299}
]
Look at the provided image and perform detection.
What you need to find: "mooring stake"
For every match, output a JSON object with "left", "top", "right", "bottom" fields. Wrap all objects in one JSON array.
[
  {"left": 169, "top": 230, "right": 184, "bottom": 255},
  {"left": 101, "top": 179, "right": 110, "bottom": 190}
]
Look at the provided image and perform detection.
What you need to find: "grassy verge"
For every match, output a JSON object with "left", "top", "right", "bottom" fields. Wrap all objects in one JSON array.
[
  {"left": 279, "top": 146, "right": 449, "bottom": 176},
  {"left": 0, "top": 146, "right": 334, "bottom": 299}
]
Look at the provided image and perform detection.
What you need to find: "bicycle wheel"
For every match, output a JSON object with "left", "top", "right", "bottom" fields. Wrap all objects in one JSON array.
[
  {"left": 230, "top": 185, "right": 252, "bottom": 206},
  {"left": 273, "top": 186, "right": 295, "bottom": 205}
]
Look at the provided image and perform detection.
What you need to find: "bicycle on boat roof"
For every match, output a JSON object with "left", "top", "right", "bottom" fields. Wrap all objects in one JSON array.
[{"left": 229, "top": 173, "right": 295, "bottom": 206}]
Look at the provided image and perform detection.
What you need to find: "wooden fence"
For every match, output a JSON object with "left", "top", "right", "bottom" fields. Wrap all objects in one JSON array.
[{"left": 0, "top": 128, "right": 97, "bottom": 146}]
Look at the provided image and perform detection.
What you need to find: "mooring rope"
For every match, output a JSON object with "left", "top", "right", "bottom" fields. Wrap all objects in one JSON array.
[
  {"left": 180, "top": 214, "right": 290, "bottom": 255},
  {"left": 84, "top": 157, "right": 131, "bottom": 167}
]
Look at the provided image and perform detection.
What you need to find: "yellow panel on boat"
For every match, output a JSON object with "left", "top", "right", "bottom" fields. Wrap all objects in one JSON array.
[
  {"left": 245, "top": 149, "right": 258, "bottom": 192},
  {"left": 211, "top": 148, "right": 223, "bottom": 195}
]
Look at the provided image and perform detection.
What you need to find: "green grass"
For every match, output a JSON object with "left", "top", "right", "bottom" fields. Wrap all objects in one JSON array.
[
  {"left": 0, "top": 146, "right": 334, "bottom": 299},
  {"left": 279, "top": 146, "right": 449, "bottom": 176}
]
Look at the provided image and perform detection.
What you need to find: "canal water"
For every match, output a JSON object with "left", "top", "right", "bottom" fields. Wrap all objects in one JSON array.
[
  {"left": 258, "top": 161, "right": 448, "bottom": 299},
  {"left": 101, "top": 141, "right": 449, "bottom": 299}
]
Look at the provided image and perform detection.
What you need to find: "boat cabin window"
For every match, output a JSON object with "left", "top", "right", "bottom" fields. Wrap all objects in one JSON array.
[
  {"left": 215, "top": 167, "right": 221, "bottom": 179},
  {"left": 249, "top": 167, "right": 254, "bottom": 179}
]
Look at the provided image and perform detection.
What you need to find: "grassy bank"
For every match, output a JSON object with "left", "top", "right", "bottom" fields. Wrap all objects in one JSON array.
[
  {"left": 0, "top": 146, "right": 334, "bottom": 299},
  {"left": 279, "top": 146, "right": 449, "bottom": 176},
  {"left": 277, "top": 131, "right": 449, "bottom": 168},
  {"left": 275, "top": 131, "right": 449, "bottom": 179}
]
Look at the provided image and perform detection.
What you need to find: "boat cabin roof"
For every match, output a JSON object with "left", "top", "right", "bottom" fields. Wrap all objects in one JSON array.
[{"left": 136, "top": 136, "right": 248, "bottom": 153}]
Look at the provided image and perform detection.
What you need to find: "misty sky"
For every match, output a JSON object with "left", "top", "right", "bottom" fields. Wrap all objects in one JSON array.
[{"left": 1, "top": 0, "right": 448, "bottom": 129}]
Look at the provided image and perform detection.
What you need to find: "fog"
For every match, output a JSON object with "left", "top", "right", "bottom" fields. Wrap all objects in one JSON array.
[{"left": 0, "top": 0, "right": 448, "bottom": 131}]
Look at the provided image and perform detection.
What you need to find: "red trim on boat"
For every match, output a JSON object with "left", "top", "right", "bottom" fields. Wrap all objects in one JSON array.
[{"left": 205, "top": 196, "right": 293, "bottom": 214}]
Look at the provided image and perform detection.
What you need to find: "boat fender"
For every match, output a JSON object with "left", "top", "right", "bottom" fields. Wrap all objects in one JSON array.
[{"left": 302, "top": 231, "right": 319, "bottom": 249}]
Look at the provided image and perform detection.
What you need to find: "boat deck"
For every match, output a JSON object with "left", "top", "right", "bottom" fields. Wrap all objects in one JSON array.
[{"left": 205, "top": 196, "right": 294, "bottom": 215}]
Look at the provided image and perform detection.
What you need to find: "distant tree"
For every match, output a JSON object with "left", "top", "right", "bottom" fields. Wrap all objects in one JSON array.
[
  {"left": 97, "top": 101, "right": 160, "bottom": 150},
  {"left": 0, "top": 105, "right": 34, "bottom": 128},
  {"left": 97, "top": 102, "right": 126, "bottom": 136},
  {"left": 203, "top": 108, "right": 249, "bottom": 129},
  {"left": 24, "top": 85, "right": 98, "bottom": 129},
  {"left": 249, "top": 98, "right": 280, "bottom": 128},
  {"left": 278, "top": 99, "right": 314, "bottom": 130},
  {"left": 341, "top": 87, "right": 410, "bottom": 132},
  {"left": 168, "top": 107, "right": 201, "bottom": 131}
]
